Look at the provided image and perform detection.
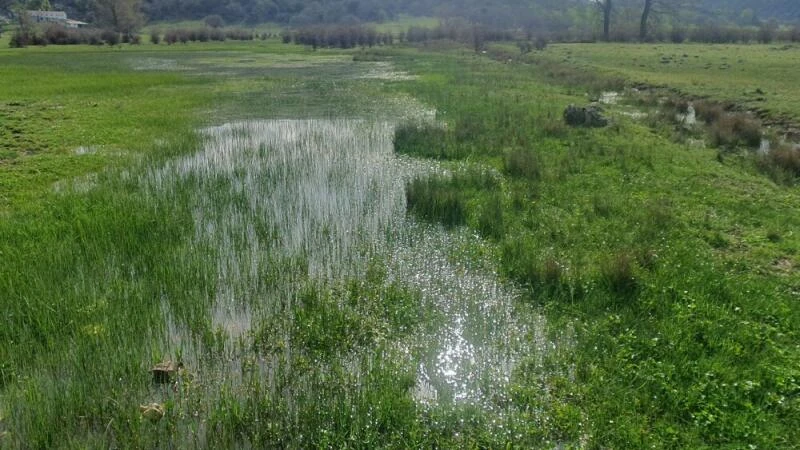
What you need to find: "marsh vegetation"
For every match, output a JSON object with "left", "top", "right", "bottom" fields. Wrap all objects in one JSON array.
[{"left": 1, "top": 35, "right": 799, "bottom": 449}]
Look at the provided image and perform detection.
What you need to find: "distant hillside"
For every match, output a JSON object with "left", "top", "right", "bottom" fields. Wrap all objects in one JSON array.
[
  {"left": 699, "top": 0, "right": 800, "bottom": 23},
  {"left": 5, "top": 0, "right": 798, "bottom": 30},
  {"left": 16, "top": 0, "right": 588, "bottom": 30}
]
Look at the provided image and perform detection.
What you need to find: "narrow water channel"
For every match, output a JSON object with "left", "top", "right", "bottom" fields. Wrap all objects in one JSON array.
[{"left": 143, "top": 114, "right": 549, "bottom": 441}]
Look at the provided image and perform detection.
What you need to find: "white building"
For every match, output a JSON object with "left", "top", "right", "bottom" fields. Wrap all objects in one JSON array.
[{"left": 26, "top": 11, "right": 87, "bottom": 28}]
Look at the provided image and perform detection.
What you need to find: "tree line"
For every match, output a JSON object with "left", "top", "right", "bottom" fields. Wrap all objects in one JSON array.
[
  {"left": 4, "top": 0, "right": 798, "bottom": 32},
  {"left": 4, "top": 0, "right": 799, "bottom": 48}
]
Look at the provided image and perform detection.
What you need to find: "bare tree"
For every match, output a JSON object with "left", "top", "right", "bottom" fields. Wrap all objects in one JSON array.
[
  {"left": 640, "top": 0, "right": 653, "bottom": 40},
  {"left": 593, "top": 0, "right": 613, "bottom": 41},
  {"left": 95, "top": 0, "right": 143, "bottom": 35},
  {"left": 640, "top": 0, "right": 686, "bottom": 41}
]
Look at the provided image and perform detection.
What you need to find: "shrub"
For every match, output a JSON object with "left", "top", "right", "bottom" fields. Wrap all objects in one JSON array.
[
  {"left": 769, "top": 146, "right": 800, "bottom": 176},
  {"left": 758, "top": 22, "right": 778, "bottom": 44},
  {"left": 601, "top": 252, "right": 637, "bottom": 297},
  {"left": 101, "top": 30, "right": 119, "bottom": 46},
  {"left": 541, "top": 119, "right": 568, "bottom": 138},
  {"left": 514, "top": 254, "right": 566, "bottom": 293},
  {"left": 790, "top": 26, "right": 800, "bottom": 42},
  {"left": 689, "top": 25, "right": 755, "bottom": 44},
  {"left": 759, "top": 145, "right": 800, "bottom": 183},
  {"left": 477, "top": 193, "right": 505, "bottom": 239},
  {"left": 164, "top": 29, "right": 177, "bottom": 44},
  {"left": 504, "top": 147, "right": 541, "bottom": 180},
  {"left": 43, "top": 24, "right": 70, "bottom": 44},
  {"left": 670, "top": 26, "right": 687, "bottom": 43},
  {"left": 405, "top": 176, "right": 467, "bottom": 228},
  {"left": 393, "top": 123, "right": 453, "bottom": 159},
  {"left": 591, "top": 194, "right": 613, "bottom": 218},
  {"left": 517, "top": 40, "right": 533, "bottom": 54},
  {"left": 709, "top": 114, "right": 762, "bottom": 148},
  {"left": 225, "top": 29, "right": 254, "bottom": 41},
  {"left": 693, "top": 100, "right": 725, "bottom": 125},
  {"left": 150, "top": 29, "right": 160, "bottom": 44},
  {"left": 662, "top": 96, "right": 689, "bottom": 114},
  {"left": 10, "top": 28, "right": 30, "bottom": 47}
]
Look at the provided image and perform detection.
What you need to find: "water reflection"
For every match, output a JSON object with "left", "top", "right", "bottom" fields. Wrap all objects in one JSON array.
[{"left": 145, "top": 118, "right": 547, "bottom": 411}]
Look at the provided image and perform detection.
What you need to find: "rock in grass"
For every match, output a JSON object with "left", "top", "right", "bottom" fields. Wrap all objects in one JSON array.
[
  {"left": 139, "top": 403, "right": 165, "bottom": 422},
  {"left": 150, "top": 360, "right": 184, "bottom": 384},
  {"left": 564, "top": 104, "right": 608, "bottom": 128}
]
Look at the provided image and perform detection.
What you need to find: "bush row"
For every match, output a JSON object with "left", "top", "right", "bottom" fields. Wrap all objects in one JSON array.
[
  {"left": 157, "top": 27, "right": 256, "bottom": 44},
  {"left": 403, "top": 23, "right": 514, "bottom": 50},
  {"left": 284, "top": 25, "right": 393, "bottom": 49},
  {"left": 283, "top": 21, "right": 516, "bottom": 51},
  {"left": 10, "top": 25, "right": 139, "bottom": 47},
  {"left": 398, "top": 23, "right": 800, "bottom": 47}
]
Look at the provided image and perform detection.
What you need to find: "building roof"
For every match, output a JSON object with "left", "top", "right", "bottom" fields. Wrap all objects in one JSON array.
[{"left": 27, "top": 10, "right": 68, "bottom": 20}]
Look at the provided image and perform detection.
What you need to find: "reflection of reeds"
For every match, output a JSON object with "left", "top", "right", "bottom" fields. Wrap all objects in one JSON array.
[{"left": 147, "top": 120, "right": 407, "bottom": 283}]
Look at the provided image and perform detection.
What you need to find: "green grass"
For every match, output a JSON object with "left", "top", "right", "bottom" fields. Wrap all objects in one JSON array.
[
  {"left": 2, "top": 38, "right": 800, "bottom": 448},
  {"left": 537, "top": 42, "right": 800, "bottom": 122},
  {"left": 385, "top": 44, "right": 800, "bottom": 447}
]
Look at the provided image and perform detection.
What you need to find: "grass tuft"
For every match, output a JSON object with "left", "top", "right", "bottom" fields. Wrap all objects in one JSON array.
[
  {"left": 504, "top": 147, "right": 542, "bottom": 180},
  {"left": 709, "top": 113, "right": 762, "bottom": 148},
  {"left": 405, "top": 175, "right": 467, "bottom": 227},
  {"left": 758, "top": 144, "right": 800, "bottom": 184},
  {"left": 600, "top": 252, "right": 638, "bottom": 297},
  {"left": 393, "top": 122, "right": 456, "bottom": 159}
]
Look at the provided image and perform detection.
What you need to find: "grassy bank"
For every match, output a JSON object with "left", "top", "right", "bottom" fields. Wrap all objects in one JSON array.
[
  {"left": 388, "top": 45, "right": 800, "bottom": 447},
  {"left": 536, "top": 42, "right": 800, "bottom": 124}
]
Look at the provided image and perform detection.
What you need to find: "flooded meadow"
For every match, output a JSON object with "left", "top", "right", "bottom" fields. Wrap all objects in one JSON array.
[{"left": 138, "top": 106, "right": 552, "bottom": 444}]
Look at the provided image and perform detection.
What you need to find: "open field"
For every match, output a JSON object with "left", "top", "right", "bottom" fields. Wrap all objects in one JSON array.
[
  {"left": 1, "top": 37, "right": 799, "bottom": 448},
  {"left": 537, "top": 43, "right": 800, "bottom": 124}
]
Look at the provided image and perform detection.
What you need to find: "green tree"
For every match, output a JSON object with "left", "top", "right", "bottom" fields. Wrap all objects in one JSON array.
[{"left": 26, "top": 0, "right": 51, "bottom": 11}]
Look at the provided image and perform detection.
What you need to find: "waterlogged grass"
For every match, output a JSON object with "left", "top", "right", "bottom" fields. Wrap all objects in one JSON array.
[
  {"left": 1, "top": 43, "right": 554, "bottom": 448},
  {"left": 139, "top": 118, "right": 550, "bottom": 446},
  {"left": 0, "top": 41, "right": 419, "bottom": 211}
]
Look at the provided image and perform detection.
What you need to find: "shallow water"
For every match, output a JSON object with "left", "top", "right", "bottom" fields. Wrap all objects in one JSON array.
[
  {"left": 388, "top": 227, "right": 546, "bottom": 406},
  {"left": 142, "top": 114, "right": 545, "bottom": 436},
  {"left": 600, "top": 91, "right": 619, "bottom": 105},
  {"left": 677, "top": 104, "right": 697, "bottom": 127}
]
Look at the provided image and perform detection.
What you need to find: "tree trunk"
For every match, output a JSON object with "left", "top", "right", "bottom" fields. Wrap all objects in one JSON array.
[
  {"left": 640, "top": 0, "right": 653, "bottom": 41},
  {"left": 603, "top": 0, "right": 613, "bottom": 41}
]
